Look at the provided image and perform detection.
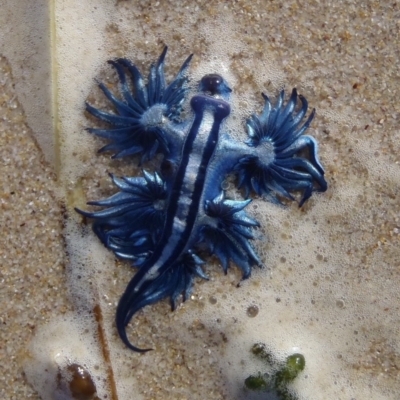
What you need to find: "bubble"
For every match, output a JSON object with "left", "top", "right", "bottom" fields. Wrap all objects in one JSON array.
[
  {"left": 336, "top": 299, "right": 345, "bottom": 309},
  {"left": 246, "top": 305, "right": 259, "bottom": 318}
]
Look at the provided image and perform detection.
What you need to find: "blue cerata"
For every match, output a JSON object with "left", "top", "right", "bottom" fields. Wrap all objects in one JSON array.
[{"left": 76, "top": 47, "right": 327, "bottom": 352}]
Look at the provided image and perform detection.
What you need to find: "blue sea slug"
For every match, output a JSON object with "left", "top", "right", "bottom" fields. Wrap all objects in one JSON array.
[{"left": 76, "top": 47, "right": 327, "bottom": 352}]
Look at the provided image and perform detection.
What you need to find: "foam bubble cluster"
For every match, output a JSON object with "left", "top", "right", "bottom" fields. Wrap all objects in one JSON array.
[{"left": 23, "top": 314, "right": 109, "bottom": 400}]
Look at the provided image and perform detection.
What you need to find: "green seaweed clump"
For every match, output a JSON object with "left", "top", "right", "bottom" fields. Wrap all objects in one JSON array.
[
  {"left": 245, "top": 344, "right": 306, "bottom": 399},
  {"left": 276, "top": 354, "right": 305, "bottom": 386},
  {"left": 244, "top": 372, "right": 269, "bottom": 391}
]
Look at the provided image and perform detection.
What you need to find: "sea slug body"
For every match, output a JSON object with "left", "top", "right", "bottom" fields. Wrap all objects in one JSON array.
[{"left": 76, "top": 47, "right": 327, "bottom": 352}]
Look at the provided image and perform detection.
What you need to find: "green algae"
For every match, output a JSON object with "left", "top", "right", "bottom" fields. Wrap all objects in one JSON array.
[{"left": 245, "top": 343, "right": 306, "bottom": 399}]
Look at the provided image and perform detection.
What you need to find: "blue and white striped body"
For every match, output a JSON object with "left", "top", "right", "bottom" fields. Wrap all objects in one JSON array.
[
  {"left": 147, "top": 95, "right": 230, "bottom": 274},
  {"left": 77, "top": 48, "right": 327, "bottom": 351}
]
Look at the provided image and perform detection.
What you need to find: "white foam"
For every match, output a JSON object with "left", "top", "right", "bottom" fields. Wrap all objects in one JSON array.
[{"left": 23, "top": 313, "right": 112, "bottom": 400}]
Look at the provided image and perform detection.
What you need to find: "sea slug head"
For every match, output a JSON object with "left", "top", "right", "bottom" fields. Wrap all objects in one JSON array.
[{"left": 199, "top": 73, "right": 232, "bottom": 100}]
